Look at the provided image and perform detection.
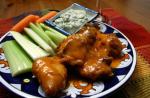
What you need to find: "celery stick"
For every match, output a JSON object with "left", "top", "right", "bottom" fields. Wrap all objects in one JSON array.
[
  {"left": 29, "top": 22, "right": 57, "bottom": 50},
  {"left": 2, "top": 40, "right": 32, "bottom": 77},
  {"left": 23, "top": 34, "right": 31, "bottom": 41},
  {"left": 36, "top": 22, "right": 44, "bottom": 32},
  {"left": 23, "top": 34, "right": 35, "bottom": 42},
  {"left": 11, "top": 31, "right": 50, "bottom": 60},
  {"left": 40, "top": 23, "right": 67, "bottom": 38},
  {"left": 24, "top": 28, "right": 55, "bottom": 55},
  {"left": 45, "top": 30, "right": 66, "bottom": 46},
  {"left": 40, "top": 23, "right": 67, "bottom": 45}
]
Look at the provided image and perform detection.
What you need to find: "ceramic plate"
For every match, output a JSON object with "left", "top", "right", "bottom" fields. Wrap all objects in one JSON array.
[{"left": 0, "top": 22, "right": 136, "bottom": 98}]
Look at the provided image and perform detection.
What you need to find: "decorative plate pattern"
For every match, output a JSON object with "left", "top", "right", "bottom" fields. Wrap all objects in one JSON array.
[{"left": 0, "top": 22, "right": 136, "bottom": 98}]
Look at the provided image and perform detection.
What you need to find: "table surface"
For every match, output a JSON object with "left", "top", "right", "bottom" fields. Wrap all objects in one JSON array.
[{"left": 0, "top": 0, "right": 150, "bottom": 32}]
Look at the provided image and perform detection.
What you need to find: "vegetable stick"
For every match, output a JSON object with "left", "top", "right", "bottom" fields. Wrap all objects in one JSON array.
[
  {"left": 36, "top": 11, "right": 57, "bottom": 23},
  {"left": 11, "top": 31, "right": 50, "bottom": 60},
  {"left": 11, "top": 15, "right": 40, "bottom": 32},
  {"left": 36, "top": 22, "right": 44, "bottom": 32},
  {"left": 24, "top": 28, "right": 55, "bottom": 55},
  {"left": 45, "top": 30, "right": 66, "bottom": 46},
  {"left": 2, "top": 40, "right": 32, "bottom": 77},
  {"left": 29, "top": 23, "right": 57, "bottom": 50}
]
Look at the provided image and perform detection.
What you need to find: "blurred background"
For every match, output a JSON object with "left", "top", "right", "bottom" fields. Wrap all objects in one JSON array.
[
  {"left": 0, "top": 0, "right": 150, "bottom": 32},
  {"left": 0, "top": 0, "right": 149, "bottom": 31}
]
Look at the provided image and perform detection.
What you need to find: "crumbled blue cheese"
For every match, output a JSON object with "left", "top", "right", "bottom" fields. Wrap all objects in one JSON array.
[{"left": 54, "top": 9, "right": 88, "bottom": 31}]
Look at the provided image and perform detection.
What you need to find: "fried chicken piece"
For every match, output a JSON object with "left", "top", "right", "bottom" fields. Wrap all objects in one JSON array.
[
  {"left": 78, "top": 35, "right": 113, "bottom": 80},
  {"left": 79, "top": 33, "right": 123, "bottom": 80},
  {"left": 32, "top": 57, "right": 67, "bottom": 96},
  {"left": 57, "top": 24, "right": 98, "bottom": 66},
  {"left": 57, "top": 23, "right": 123, "bottom": 81},
  {"left": 79, "top": 58, "right": 113, "bottom": 80},
  {"left": 97, "top": 33, "right": 123, "bottom": 58}
]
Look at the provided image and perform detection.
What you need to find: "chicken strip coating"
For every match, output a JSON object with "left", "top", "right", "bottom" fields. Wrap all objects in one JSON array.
[{"left": 32, "top": 57, "right": 67, "bottom": 96}]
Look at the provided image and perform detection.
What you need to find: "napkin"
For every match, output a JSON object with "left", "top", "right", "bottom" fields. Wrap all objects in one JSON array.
[{"left": 0, "top": 8, "right": 150, "bottom": 98}]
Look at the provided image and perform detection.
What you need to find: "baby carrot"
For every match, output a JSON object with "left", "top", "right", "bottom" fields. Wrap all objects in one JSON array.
[
  {"left": 11, "top": 15, "right": 40, "bottom": 32},
  {"left": 36, "top": 11, "right": 57, "bottom": 23}
]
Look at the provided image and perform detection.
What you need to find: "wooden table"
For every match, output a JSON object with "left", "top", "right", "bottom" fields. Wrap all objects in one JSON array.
[{"left": 0, "top": 0, "right": 150, "bottom": 32}]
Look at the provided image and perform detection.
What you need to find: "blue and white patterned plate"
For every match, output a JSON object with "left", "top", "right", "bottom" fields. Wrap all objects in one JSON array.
[{"left": 0, "top": 22, "right": 136, "bottom": 98}]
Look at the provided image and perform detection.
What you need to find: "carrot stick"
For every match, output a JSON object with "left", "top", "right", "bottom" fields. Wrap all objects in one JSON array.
[
  {"left": 11, "top": 15, "right": 40, "bottom": 32},
  {"left": 36, "top": 11, "right": 57, "bottom": 23}
]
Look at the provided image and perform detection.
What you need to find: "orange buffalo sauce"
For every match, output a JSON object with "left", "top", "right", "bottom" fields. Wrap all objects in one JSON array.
[
  {"left": 0, "top": 48, "right": 9, "bottom": 67},
  {"left": 70, "top": 54, "right": 129, "bottom": 94},
  {"left": 111, "top": 54, "right": 129, "bottom": 68},
  {"left": 110, "top": 44, "right": 128, "bottom": 68},
  {"left": 0, "top": 48, "right": 4, "bottom": 53},
  {"left": 72, "top": 80, "right": 94, "bottom": 94},
  {"left": 0, "top": 61, "right": 9, "bottom": 67}
]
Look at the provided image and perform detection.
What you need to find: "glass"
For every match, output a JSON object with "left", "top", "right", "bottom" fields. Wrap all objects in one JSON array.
[
  {"left": 96, "top": 0, "right": 101, "bottom": 13},
  {"left": 96, "top": 0, "right": 112, "bottom": 25}
]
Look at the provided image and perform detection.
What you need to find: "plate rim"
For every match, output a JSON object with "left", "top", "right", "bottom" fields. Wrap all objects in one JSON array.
[
  {"left": 0, "top": 32, "right": 41, "bottom": 98},
  {"left": 0, "top": 22, "right": 136, "bottom": 98},
  {"left": 89, "top": 22, "right": 136, "bottom": 98}
]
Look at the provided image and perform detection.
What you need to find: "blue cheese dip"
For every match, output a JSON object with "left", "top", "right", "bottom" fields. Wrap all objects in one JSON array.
[{"left": 54, "top": 9, "right": 88, "bottom": 32}]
